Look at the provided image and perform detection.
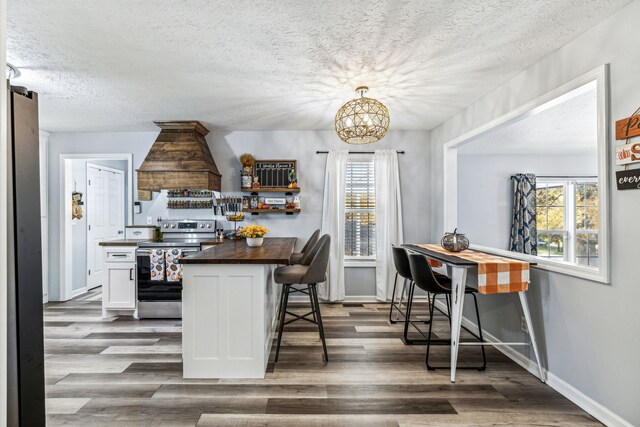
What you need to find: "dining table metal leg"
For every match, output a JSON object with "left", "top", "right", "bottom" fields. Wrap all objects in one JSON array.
[
  {"left": 518, "top": 291, "right": 546, "bottom": 382},
  {"left": 449, "top": 266, "right": 468, "bottom": 383}
]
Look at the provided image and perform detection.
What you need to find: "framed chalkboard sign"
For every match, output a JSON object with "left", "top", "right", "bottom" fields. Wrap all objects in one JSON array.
[{"left": 254, "top": 160, "right": 297, "bottom": 188}]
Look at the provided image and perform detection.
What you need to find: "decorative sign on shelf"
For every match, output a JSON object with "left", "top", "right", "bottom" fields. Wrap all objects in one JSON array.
[
  {"left": 254, "top": 160, "right": 297, "bottom": 188},
  {"left": 138, "top": 189, "right": 152, "bottom": 201},
  {"left": 616, "top": 169, "right": 640, "bottom": 190},
  {"left": 616, "top": 141, "right": 640, "bottom": 165},
  {"left": 616, "top": 114, "right": 640, "bottom": 140}
]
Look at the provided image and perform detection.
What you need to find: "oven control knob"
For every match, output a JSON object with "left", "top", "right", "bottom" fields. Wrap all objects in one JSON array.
[
  {"left": 163, "top": 224, "right": 169, "bottom": 228},
  {"left": 206, "top": 223, "right": 212, "bottom": 228},
  {"left": 170, "top": 224, "right": 176, "bottom": 228},
  {"left": 199, "top": 224, "right": 204, "bottom": 228}
]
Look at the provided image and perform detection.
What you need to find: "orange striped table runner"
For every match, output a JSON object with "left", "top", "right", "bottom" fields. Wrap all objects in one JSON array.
[{"left": 414, "top": 244, "right": 530, "bottom": 295}]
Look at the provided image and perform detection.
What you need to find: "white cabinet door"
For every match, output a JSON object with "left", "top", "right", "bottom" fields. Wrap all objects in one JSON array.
[{"left": 104, "top": 264, "right": 136, "bottom": 309}]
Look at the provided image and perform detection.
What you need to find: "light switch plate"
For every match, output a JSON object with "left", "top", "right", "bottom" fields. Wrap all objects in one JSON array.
[{"left": 146, "top": 217, "right": 153, "bottom": 225}]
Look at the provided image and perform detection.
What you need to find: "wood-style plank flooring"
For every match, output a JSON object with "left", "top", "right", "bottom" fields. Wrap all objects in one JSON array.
[{"left": 44, "top": 289, "right": 600, "bottom": 426}]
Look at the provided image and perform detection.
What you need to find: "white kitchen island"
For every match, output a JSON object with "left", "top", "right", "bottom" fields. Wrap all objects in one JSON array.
[{"left": 179, "top": 238, "right": 296, "bottom": 379}]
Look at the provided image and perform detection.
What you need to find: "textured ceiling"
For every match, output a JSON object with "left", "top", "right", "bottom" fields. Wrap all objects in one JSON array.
[
  {"left": 459, "top": 81, "right": 597, "bottom": 156},
  {"left": 7, "top": 0, "right": 631, "bottom": 132}
]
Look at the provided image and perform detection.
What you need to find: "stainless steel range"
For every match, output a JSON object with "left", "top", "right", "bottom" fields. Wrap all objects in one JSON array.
[{"left": 136, "top": 219, "right": 217, "bottom": 319}]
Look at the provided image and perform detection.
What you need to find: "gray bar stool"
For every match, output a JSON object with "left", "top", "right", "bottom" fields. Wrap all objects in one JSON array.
[
  {"left": 273, "top": 234, "right": 331, "bottom": 363},
  {"left": 289, "top": 229, "right": 320, "bottom": 265}
]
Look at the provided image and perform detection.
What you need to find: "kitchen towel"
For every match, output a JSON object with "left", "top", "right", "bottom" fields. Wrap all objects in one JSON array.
[
  {"left": 165, "top": 249, "right": 183, "bottom": 282},
  {"left": 150, "top": 249, "right": 165, "bottom": 281}
]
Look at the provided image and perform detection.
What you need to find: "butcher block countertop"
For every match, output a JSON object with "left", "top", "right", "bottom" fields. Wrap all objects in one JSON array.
[
  {"left": 99, "top": 239, "right": 149, "bottom": 247},
  {"left": 180, "top": 237, "right": 297, "bottom": 265}
]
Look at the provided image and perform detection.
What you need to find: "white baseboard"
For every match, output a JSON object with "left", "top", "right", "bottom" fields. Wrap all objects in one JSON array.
[
  {"left": 70, "top": 287, "right": 87, "bottom": 299},
  {"left": 545, "top": 372, "right": 633, "bottom": 427},
  {"left": 433, "top": 300, "right": 632, "bottom": 427}
]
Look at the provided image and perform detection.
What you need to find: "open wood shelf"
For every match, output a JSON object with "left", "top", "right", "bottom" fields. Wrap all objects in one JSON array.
[
  {"left": 241, "top": 187, "right": 300, "bottom": 193},
  {"left": 243, "top": 208, "right": 301, "bottom": 215}
]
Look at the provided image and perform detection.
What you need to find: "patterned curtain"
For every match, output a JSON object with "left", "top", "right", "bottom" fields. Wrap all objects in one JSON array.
[{"left": 509, "top": 174, "right": 537, "bottom": 255}]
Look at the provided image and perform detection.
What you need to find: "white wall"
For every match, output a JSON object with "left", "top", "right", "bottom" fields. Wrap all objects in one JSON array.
[
  {"left": 457, "top": 153, "right": 597, "bottom": 250},
  {"left": 47, "top": 130, "right": 431, "bottom": 300},
  {"left": 431, "top": 1, "right": 640, "bottom": 424}
]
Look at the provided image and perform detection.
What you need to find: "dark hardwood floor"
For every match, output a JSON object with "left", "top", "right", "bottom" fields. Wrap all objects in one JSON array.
[{"left": 43, "top": 289, "right": 600, "bottom": 426}]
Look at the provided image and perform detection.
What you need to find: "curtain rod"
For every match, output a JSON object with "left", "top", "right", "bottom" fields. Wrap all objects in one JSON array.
[{"left": 316, "top": 150, "right": 405, "bottom": 154}]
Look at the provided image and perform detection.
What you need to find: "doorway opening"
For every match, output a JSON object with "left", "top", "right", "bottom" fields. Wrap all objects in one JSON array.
[{"left": 59, "top": 154, "right": 133, "bottom": 301}]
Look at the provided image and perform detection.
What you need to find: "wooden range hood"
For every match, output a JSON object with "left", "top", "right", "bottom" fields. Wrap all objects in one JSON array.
[{"left": 137, "top": 121, "right": 221, "bottom": 191}]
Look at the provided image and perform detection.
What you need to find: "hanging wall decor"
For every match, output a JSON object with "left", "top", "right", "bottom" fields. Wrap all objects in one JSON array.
[
  {"left": 616, "top": 107, "right": 640, "bottom": 190},
  {"left": 72, "top": 191, "right": 84, "bottom": 220},
  {"left": 615, "top": 111, "right": 640, "bottom": 140}
]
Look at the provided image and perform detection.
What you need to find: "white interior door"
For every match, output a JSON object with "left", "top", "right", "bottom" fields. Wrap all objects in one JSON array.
[{"left": 87, "top": 164, "right": 124, "bottom": 290}]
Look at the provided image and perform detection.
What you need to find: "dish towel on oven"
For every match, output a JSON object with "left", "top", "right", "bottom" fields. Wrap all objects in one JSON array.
[
  {"left": 165, "top": 249, "right": 183, "bottom": 282},
  {"left": 150, "top": 249, "right": 165, "bottom": 281}
]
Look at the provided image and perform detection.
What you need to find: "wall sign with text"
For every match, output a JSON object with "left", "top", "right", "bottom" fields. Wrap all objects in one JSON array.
[
  {"left": 615, "top": 114, "right": 640, "bottom": 140},
  {"left": 253, "top": 160, "right": 297, "bottom": 188},
  {"left": 616, "top": 169, "right": 640, "bottom": 190},
  {"left": 616, "top": 141, "right": 640, "bottom": 165}
]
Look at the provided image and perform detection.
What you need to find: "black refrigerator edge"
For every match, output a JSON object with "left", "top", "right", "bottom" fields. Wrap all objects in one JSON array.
[{"left": 6, "top": 82, "right": 46, "bottom": 426}]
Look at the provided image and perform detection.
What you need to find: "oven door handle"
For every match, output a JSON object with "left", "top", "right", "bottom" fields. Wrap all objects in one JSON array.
[{"left": 136, "top": 249, "right": 154, "bottom": 255}]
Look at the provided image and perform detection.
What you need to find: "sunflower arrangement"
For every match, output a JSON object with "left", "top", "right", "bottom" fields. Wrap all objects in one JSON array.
[{"left": 238, "top": 225, "right": 269, "bottom": 238}]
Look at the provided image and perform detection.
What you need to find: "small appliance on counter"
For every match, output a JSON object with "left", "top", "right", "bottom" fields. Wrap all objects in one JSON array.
[{"left": 125, "top": 225, "right": 158, "bottom": 241}]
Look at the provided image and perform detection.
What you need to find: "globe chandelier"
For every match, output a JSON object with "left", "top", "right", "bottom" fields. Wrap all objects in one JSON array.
[{"left": 335, "top": 86, "right": 390, "bottom": 145}]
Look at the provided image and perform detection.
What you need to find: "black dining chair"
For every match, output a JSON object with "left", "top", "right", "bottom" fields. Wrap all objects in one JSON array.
[
  {"left": 289, "top": 229, "right": 320, "bottom": 265},
  {"left": 273, "top": 234, "right": 331, "bottom": 363},
  {"left": 407, "top": 253, "right": 486, "bottom": 371},
  {"left": 389, "top": 245, "right": 419, "bottom": 324},
  {"left": 394, "top": 246, "right": 450, "bottom": 345}
]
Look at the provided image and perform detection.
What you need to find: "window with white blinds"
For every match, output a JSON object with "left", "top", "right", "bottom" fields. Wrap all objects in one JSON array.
[{"left": 345, "top": 159, "right": 375, "bottom": 259}]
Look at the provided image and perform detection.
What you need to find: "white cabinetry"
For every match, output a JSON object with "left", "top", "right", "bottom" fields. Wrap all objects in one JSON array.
[{"left": 102, "top": 246, "right": 137, "bottom": 318}]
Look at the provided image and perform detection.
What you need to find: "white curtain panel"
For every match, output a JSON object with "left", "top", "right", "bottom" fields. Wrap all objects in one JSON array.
[
  {"left": 319, "top": 149, "right": 348, "bottom": 301},
  {"left": 374, "top": 149, "right": 404, "bottom": 301}
]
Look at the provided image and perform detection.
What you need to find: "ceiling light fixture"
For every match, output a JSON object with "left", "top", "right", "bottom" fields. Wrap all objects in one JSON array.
[
  {"left": 6, "top": 63, "right": 21, "bottom": 81},
  {"left": 335, "top": 86, "right": 390, "bottom": 145}
]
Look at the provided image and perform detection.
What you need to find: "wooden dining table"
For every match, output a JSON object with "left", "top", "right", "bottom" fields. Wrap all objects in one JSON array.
[{"left": 402, "top": 244, "right": 546, "bottom": 384}]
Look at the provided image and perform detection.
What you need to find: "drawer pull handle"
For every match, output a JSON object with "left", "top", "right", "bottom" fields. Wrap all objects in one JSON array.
[
  {"left": 130, "top": 268, "right": 134, "bottom": 281},
  {"left": 111, "top": 254, "right": 127, "bottom": 257}
]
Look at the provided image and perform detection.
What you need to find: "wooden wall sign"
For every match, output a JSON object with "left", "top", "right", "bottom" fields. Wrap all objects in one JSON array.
[
  {"left": 138, "top": 189, "right": 152, "bottom": 201},
  {"left": 616, "top": 141, "right": 640, "bottom": 165},
  {"left": 615, "top": 114, "right": 640, "bottom": 140},
  {"left": 254, "top": 160, "right": 296, "bottom": 188},
  {"left": 616, "top": 169, "right": 640, "bottom": 190}
]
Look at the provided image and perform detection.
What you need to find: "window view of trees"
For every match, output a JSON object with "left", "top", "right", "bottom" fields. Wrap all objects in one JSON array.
[
  {"left": 535, "top": 180, "right": 598, "bottom": 267},
  {"left": 536, "top": 183, "right": 566, "bottom": 260},
  {"left": 575, "top": 183, "right": 599, "bottom": 267}
]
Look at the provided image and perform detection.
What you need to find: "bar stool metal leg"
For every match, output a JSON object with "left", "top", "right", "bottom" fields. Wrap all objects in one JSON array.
[
  {"left": 472, "top": 293, "right": 487, "bottom": 371},
  {"left": 310, "top": 284, "right": 329, "bottom": 362},
  {"left": 274, "top": 284, "right": 290, "bottom": 363},
  {"left": 307, "top": 284, "right": 317, "bottom": 324},
  {"left": 396, "top": 279, "right": 408, "bottom": 321},
  {"left": 388, "top": 272, "right": 400, "bottom": 323}
]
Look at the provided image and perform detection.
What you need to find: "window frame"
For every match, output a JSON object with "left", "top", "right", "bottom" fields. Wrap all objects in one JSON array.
[
  {"left": 442, "top": 64, "right": 610, "bottom": 284},
  {"left": 344, "top": 155, "right": 377, "bottom": 267},
  {"left": 536, "top": 177, "right": 599, "bottom": 268}
]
